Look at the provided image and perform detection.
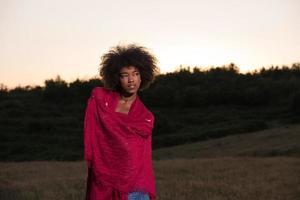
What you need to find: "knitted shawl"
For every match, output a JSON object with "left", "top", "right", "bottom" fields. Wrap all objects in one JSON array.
[{"left": 84, "top": 87, "right": 155, "bottom": 200}]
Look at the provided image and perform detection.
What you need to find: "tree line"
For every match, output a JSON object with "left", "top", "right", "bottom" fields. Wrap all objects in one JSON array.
[{"left": 1, "top": 63, "right": 300, "bottom": 112}]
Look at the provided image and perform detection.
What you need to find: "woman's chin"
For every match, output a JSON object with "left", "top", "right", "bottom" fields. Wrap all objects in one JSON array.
[{"left": 122, "top": 88, "right": 138, "bottom": 96}]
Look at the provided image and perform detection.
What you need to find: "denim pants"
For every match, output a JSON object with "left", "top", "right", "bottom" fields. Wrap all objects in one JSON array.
[{"left": 128, "top": 191, "right": 150, "bottom": 200}]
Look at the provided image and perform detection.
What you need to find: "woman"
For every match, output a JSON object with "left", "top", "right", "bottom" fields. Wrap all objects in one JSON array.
[{"left": 84, "top": 44, "right": 159, "bottom": 200}]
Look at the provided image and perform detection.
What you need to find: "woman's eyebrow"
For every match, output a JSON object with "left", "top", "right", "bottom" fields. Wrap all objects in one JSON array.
[{"left": 120, "top": 70, "right": 139, "bottom": 74}]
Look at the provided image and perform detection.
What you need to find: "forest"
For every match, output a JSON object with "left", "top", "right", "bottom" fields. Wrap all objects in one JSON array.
[{"left": 1, "top": 63, "right": 300, "bottom": 161}]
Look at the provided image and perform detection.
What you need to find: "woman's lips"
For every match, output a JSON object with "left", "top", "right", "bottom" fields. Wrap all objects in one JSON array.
[{"left": 128, "top": 85, "right": 135, "bottom": 89}]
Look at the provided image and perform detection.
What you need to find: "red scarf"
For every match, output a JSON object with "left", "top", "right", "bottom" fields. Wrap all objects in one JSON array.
[{"left": 84, "top": 87, "right": 155, "bottom": 200}]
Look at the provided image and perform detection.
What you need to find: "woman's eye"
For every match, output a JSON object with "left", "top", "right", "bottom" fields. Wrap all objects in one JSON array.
[{"left": 120, "top": 74, "right": 128, "bottom": 78}]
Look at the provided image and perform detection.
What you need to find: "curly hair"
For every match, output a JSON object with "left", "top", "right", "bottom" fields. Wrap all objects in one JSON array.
[{"left": 99, "top": 44, "right": 159, "bottom": 91}]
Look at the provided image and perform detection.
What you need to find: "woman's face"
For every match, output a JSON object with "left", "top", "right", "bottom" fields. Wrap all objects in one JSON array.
[{"left": 119, "top": 66, "right": 141, "bottom": 95}]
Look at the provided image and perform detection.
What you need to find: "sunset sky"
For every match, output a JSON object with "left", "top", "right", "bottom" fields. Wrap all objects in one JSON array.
[{"left": 1, "top": 0, "right": 299, "bottom": 89}]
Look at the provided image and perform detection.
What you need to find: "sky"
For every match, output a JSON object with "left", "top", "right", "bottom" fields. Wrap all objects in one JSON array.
[{"left": 1, "top": 0, "right": 300, "bottom": 89}]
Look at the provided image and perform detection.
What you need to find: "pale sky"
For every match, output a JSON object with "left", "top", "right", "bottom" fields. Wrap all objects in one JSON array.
[{"left": 1, "top": 0, "right": 299, "bottom": 89}]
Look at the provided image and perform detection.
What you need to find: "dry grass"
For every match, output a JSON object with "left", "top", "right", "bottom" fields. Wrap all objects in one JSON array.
[
  {"left": 0, "top": 157, "right": 299, "bottom": 200},
  {"left": 0, "top": 161, "right": 86, "bottom": 200},
  {"left": 154, "top": 157, "right": 300, "bottom": 200}
]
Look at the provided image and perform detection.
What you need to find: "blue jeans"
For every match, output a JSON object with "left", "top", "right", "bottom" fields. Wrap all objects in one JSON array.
[{"left": 128, "top": 191, "right": 150, "bottom": 200}]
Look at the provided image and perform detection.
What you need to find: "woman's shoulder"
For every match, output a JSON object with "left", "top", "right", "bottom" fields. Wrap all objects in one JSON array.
[{"left": 91, "top": 86, "right": 114, "bottom": 98}]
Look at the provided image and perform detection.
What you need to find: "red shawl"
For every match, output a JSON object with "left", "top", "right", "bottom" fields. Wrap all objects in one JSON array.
[{"left": 84, "top": 87, "right": 156, "bottom": 200}]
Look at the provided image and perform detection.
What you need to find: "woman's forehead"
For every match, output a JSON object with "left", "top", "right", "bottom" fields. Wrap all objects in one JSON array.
[{"left": 120, "top": 66, "right": 139, "bottom": 73}]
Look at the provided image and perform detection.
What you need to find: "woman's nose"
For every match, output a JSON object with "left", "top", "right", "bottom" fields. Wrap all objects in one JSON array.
[{"left": 128, "top": 76, "right": 133, "bottom": 82}]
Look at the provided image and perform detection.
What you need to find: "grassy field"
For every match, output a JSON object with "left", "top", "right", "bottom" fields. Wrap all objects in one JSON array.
[
  {"left": 1, "top": 124, "right": 299, "bottom": 200},
  {"left": 0, "top": 158, "right": 299, "bottom": 200},
  {"left": 154, "top": 157, "right": 300, "bottom": 200}
]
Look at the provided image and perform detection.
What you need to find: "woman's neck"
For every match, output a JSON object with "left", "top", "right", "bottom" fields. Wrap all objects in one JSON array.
[{"left": 120, "top": 92, "right": 137, "bottom": 104}]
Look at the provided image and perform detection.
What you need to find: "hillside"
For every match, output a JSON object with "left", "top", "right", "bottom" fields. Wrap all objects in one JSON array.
[
  {"left": 1, "top": 65, "right": 300, "bottom": 161},
  {"left": 153, "top": 124, "right": 300, "bottom": 160}
]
